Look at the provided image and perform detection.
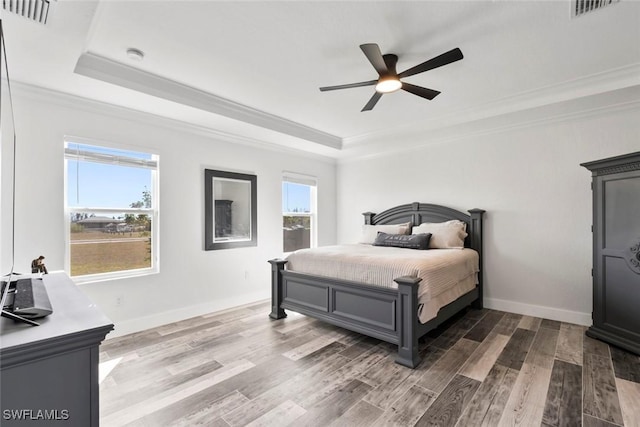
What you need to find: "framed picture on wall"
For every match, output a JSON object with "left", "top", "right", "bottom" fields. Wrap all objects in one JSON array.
[{"left": 204, "top": 169, "right": 257, "bottom": 250}]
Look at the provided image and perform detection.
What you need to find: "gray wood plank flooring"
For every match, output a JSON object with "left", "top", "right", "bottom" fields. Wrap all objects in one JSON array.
[{"left": 100, "top": 302, "right": 640, "bottom": 426}]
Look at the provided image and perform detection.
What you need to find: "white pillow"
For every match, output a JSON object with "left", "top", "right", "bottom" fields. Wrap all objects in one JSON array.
[
  {"left": 412, "top": 220, "right": 467, "bottom": 249},
  {"left": 359, "top": 222, "right": 411, "bottom": 244}
]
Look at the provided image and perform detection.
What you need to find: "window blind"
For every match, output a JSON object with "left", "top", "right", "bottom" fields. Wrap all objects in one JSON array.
[
  {"left": 65, "top": 147, "right": 157, "bottom": 170},
  {"left": 282, "top": 171, "right": 317, "bottom": 187}
]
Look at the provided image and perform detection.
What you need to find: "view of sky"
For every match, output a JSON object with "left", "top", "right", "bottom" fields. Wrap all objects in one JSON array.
[
  {"left": 67, "top": 162, "right": 151, "bottom": 209},
  {"left": 67, "top": 143, "right": 152, "bottom": 209},
  {"left": 282, "top": 182, "right": 311, "bottom": 213},
  {"left": 67, "top": 143, "right": 312, "bottom": 212}
]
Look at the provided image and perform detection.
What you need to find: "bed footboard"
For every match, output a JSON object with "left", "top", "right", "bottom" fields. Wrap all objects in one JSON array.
[{"left": 268, "top": 259, "right": 422, "bottom": 368}]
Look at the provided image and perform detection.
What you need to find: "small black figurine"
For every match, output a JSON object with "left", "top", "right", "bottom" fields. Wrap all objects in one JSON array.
[{"left": 31, "top": 255, "right": 48, "bottom": 274}]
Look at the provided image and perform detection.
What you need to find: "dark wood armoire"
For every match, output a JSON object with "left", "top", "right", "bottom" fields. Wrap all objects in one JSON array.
[
  {"left": 581, "top": 151, "right": 640, "bottom": 355},
  {"left": 215, "top": 199, "right": 233, "bottom": 238}
]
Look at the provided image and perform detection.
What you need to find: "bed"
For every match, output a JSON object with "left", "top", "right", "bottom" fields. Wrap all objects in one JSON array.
[{"left": 269, "top": 202, "right": 485, "bottom": 368}]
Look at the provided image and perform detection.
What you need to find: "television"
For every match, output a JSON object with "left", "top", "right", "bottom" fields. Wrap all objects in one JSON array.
[
  {"left": 0, "top": 19, "right": 46, "bottom": 326},
  {"left": 1, "top": 18, "right": 15, "bottom": 279}
]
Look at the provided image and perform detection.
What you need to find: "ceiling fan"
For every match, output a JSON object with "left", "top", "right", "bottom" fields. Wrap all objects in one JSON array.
[{"left": 319, "top": 43, "right": 463, "bottom": 112}]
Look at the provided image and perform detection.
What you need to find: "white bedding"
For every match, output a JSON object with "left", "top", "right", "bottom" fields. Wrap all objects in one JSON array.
[{"left": 285, "top": 244, "right": 479, "bottom": 323}]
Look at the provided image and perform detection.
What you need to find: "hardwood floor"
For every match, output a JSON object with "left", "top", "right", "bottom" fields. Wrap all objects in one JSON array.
[{"left": 99, "top": 302, "right": 640, "bottom": 426}]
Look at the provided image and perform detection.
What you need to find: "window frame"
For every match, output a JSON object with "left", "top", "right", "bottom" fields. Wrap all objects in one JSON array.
[
  {"left": 282, "top": 173, "right": 317, "bottom": 254},
  {"left": 64, "top": 137, "right": 159, "bottom": 284}
]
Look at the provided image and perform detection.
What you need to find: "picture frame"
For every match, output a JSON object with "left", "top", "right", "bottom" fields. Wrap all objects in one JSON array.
[{"left": 204, "top": 169, "right": 257, "bottom": 250}]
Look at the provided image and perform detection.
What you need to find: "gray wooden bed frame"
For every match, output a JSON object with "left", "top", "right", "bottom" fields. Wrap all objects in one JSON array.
[{"left": 269, "top": 202, "right": 485, "bottom": 368}]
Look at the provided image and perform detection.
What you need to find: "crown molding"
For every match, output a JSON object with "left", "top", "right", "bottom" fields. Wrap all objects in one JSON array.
[
  {"left": 10, "top": 81, "right": 338, "bottom": 164},
  {"left": 74, "top": 51, "right": 342, "bottom": 150},
  {"left": 338, "top": 85, "right": 640, "bottom": 163},
  {"left": 344, "top": 62, "right": 640, "bottom": 148}
]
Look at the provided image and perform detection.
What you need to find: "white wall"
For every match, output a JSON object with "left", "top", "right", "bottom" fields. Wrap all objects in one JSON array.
[
  {"left": 4, "top": 82, "right": 637, "bottom": 335},
  {"left": 337, "top": 102, "right": 640, "bottom": 325},
  {"left": 1, "top": 84, "right": 336, "bottom": 336}
]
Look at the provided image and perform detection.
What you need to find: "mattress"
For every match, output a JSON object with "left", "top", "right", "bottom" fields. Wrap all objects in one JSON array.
[{"left": 285, "top": 244, "right": 479, "bottom": 323}]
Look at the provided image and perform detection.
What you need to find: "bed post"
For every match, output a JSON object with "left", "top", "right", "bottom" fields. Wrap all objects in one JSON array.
[
  {"left": 468, "top": 209, "right": 485, "bottom": 310},
  {"left": 268, "top": 259, "right": 288, "bottom": 320},
  {"left": 395, "top": 276, "right": 422, "bottom": 368},
  {"left": 362, "top": 211, "right": 375, "bottom": 225}
]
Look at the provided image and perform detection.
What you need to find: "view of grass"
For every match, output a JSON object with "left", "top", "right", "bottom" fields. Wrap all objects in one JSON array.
[
  {"left": 70, "top": 229, "right": 151, "bottom": 276},
  {"left": 70, "top": 231, "right": 147, "bottom": 241},
  {"left": 70, "top": 239, "right": 151, "bottom": 276}
]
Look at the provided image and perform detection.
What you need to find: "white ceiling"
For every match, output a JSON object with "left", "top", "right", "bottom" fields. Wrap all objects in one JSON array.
[{"left": 2, "top": 1, "right": 639, "bottom": 158}]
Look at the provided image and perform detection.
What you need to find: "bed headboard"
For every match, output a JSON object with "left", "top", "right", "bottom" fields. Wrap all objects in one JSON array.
[
  {"left": 363, "top": 202, "right": 485, "bottom": 304},
  {"left": 362, "top": 202, "right": 485, "bottom": 256}
]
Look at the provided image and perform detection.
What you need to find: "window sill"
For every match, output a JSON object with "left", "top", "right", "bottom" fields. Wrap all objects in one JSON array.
[{"left": 71, "top": 267, "right": 159, "bottom": 285}]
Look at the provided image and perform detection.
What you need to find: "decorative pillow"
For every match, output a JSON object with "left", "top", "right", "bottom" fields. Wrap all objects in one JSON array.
[
  {"left": 358, "top": 222, "right": 412, "bottom": 244},
  {"left": 412, "top": 220, "right": 467, "bottom": 249},
  {"left": 373, "top": 232, "right": 431, "bottom": 250}
]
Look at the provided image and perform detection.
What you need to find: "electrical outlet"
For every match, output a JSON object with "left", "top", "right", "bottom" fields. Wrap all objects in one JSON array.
[
  {"left": 115, "top": 295, "right": 124, "bottom": 306},
  {"left": 244, "top": 270, "right": 249, "bottom": 280}
]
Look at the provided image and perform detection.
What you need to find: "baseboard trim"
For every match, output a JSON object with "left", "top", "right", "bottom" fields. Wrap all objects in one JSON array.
[
  {"left": 106, "top": 292, "right": 270, "bottom": 338},
  {"left": 484, "top": 297, "right": 592, "bottom": 326},
  {"left": 107, "top": 295, "right": 592, "bottom": 339}
]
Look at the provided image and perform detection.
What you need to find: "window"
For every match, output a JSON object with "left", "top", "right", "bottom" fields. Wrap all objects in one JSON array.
[
  {"left": 282, "top": 173, "right": 316, "bottom": 253},
  {"left": 65, "top": 140, "right": 158, "bottom": 281}
]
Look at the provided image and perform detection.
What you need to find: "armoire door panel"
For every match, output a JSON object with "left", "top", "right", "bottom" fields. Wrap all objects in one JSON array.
[
  {"left": 603, "top": 256, "right": 640, "bottom": 335},
  {"left": 603, "top": 176, "right": 640, "bottom": 249}
]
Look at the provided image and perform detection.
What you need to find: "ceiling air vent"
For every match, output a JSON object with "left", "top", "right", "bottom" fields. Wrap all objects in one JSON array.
[
  {"left": 2, "top": 0, "right": 54, "bottom": 25},
  {"left": 572, "top": 0, "right": 620, "bottom": 17}
]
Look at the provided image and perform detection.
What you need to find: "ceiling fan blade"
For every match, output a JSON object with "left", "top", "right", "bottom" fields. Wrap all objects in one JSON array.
[
  {"left": 398, "top": 48, "right": 463, "bottom": 78},
  {"left": 401, "top": 82, "right": 441, "bottom": 100},
  {"left": 360, "top": 43, "right": 389, "bottom": 76},
  {"left": 319, "top": 80, "right": 377, "bottom": 92},
  {"left": 361, "top": 92, "right": 383, "bottom": 112}
]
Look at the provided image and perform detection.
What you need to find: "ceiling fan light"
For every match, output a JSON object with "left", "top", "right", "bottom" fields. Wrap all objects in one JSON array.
[{"left": 375, "top": 77, "right": 402, "bottom": 93}]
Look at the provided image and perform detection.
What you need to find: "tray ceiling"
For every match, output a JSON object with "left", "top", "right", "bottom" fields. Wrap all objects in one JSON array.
[{"left": 2, "top": 1, "right": 639, "bottom": 158}]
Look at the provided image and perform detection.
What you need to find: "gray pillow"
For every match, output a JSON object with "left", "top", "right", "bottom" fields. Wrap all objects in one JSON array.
[
  {"left": 358, "top": 222, "right": 412, "bottom": 244},
  {"left": 373, "top": 232, "right": 431, "bottom": 250}
]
